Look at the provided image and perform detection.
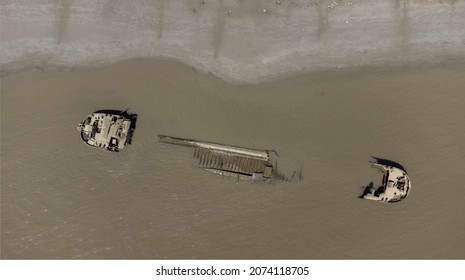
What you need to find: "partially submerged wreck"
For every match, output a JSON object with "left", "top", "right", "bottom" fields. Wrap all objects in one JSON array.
[
  {"left": 158, "top": 135, "right": 298, "bottom": 183},
  {"left": 77, "top": 110, "right": 137, "bottom": 152},
  {"left": 361, "top": 158, "right": 411, "bottom": 203}
]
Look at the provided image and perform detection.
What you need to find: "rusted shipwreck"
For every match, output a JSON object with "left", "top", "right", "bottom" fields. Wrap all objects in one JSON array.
[
  {"left": 158, "top": 135, "right": 298, "bottom": 183},
  {"left": 360, "top": 158, "right": 412, "bottom": 203},
  {"left": 77, "top": 109, "right": 137, "bottom": 152}
]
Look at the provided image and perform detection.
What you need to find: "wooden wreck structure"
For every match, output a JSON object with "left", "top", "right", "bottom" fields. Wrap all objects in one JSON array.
[{"left": 158, "top": 135, "right": 290, "bottom": 183}]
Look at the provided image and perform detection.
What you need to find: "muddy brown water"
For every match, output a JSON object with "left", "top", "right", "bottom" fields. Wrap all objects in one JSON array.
[{"left": 1, "top": 59, "right": 464, "bottom": 259}]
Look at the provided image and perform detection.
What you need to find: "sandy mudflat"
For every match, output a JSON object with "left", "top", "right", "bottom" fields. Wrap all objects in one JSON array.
[{"left": 1, "top": 59, "right": 465, "bottom": 259}]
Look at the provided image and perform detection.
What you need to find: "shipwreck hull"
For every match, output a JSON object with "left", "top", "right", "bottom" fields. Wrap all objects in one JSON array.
[{"left": 158, "top": 135, "right": 290, "bottom": 182}]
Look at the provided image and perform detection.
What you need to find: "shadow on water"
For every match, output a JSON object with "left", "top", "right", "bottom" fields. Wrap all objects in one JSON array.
[
  {"left": 371, "top": 156, "right": 407, "bottom": 173},
  {"left": 359, "top": 181, "right": 386, "bottom": 199},
  {"left": 359, "top": 181, "right": 374, "bottom": 198}
]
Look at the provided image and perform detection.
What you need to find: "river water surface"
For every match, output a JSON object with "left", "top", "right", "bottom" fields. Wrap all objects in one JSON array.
[{"left": 1, "top": 59, "right": 464, "bottom": 259}]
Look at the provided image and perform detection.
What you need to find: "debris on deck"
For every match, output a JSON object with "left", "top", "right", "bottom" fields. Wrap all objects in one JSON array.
[{"left": 77, "top": 109, "right": 137, "bottom": 152}]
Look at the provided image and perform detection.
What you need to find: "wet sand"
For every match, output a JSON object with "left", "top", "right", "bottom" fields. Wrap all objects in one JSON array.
[
  {"left": 2, "top": 0, "right": 465, "bottom": 83},
  {"left": 1, "top": 59, "right": 465, "bottom": 259}
]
